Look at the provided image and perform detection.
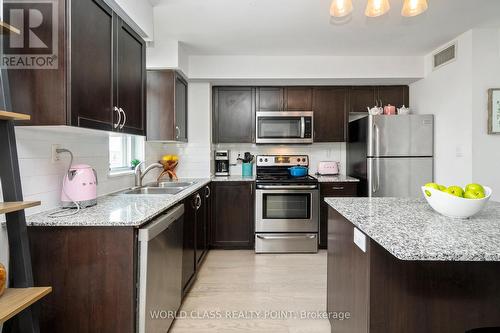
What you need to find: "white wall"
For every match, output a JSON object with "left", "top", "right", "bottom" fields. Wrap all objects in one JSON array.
[
  {"left": 410, "top": 28, "right": 500, "bottom": 201},
  {"left": 111, "top": 0, "right": 154, "bottom": 39},
  {"left": 214, "top": 143, "right": 346, "bottom": 176},
  {"left": 471, "top": 29, "right": 500, "bottom": 200},
  {"left": 410, "top": 31, "right": 474, "bottom": 187},
  {"left": 187, "top": 55, "right": 424, "bottom": 81}
]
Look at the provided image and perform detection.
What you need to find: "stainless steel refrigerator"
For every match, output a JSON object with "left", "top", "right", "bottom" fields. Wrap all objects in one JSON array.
[{"left": 347, "top": 114, "right": 434, "bottom": 197}]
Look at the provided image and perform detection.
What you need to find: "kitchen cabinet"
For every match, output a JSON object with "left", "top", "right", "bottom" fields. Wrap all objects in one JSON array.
[
  {"left": 211, "top": 182, "right": 254, "bottom": 249},
  {"left": 196, "top": 185, "right": 211, "bottom": 267},
  {"left": 7, "top": 0, "right": 146, "bottom": 135},
  {"left": 348, "top": 86, "right": 377, "bottom": 113},
  {"left": 284, "top": 87, "right": 313, "bottom": 110},
  {"left": 349, "top": 86, "right": 410, "bottom": 113},
  {"left": 256, "top": 87, "right": 283, "bottom": 111},
  {"left": 319, "top": 182, "right": 358, "bottom": 249},
  {"left": 28, "top": 227, "right": 137, "bottom": 333},
  {"left": 377, "top": 85, "right": 409, "bottom": 109},
  {"left": 312, "top": 87, "right": 348, "bottom": 142},
  {"left": 213, "top": 87, "right": 255, "bottom": 143},
  {"left": 147, "top": 70, "right": 188, "bottom": 141},
  {"left": 182, "top": 192, "right": 198, "bottom": 295}
]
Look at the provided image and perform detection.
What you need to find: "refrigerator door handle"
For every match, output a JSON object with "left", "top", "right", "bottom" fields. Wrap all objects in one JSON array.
[{"left": 372, "top": 122, "right": 381, "bottom": 194}]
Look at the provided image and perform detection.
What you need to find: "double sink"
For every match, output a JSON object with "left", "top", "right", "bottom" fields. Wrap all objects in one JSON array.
[{"left": 118, "top": 181, "right": 194, "bottom": 196}]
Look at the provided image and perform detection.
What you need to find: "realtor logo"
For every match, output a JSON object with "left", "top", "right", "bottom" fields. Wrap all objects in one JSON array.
[{"left": 2, "top": 0, "right": 58, "bottom": 69}]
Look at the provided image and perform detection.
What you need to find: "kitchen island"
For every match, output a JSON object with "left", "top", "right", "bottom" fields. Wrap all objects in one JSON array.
[{"left": 326, "top": 198, "right": 500, "bottom": 333}]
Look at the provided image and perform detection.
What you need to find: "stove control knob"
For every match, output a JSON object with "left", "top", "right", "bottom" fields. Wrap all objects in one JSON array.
[
  {"left": 302, "top": 158, "right": 306, "bottom": 162},
  {"left": 259, "top": 158, "right": 263, "bottom": 162},
  {"left": 264, "top": 158, "right": 268, "bottom": 162}
]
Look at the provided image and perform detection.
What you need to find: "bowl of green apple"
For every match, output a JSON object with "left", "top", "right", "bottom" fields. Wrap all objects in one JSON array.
[{"left": 422, "top": 183, "right": 492, "bottom": 219}]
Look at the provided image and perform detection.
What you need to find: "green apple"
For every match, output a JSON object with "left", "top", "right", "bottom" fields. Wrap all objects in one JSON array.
[
  {"left": 464, "top": 190, "right": 486, "bottom": 200},
  {"left": 445, "top": 186, "right": 464, "bottom": 197},
  {"left": 438, "top": 185, "right": 447, "bottom": 191},
  {"left": 425, "top": 183, "right": 440, "bottom": 190},
  {"left": 465, "top": 183, "right": 485, "bottom": 194}
]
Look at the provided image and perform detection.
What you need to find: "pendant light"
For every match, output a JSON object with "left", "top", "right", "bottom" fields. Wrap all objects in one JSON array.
[
  {"left": 365, "top": 0, "right": 391, "bottom": 17},
  {"left": 330, "top": 0, "right": 353, "bottom": 18},
  {"left": 401, "top": 0, "right": 428, "bottom": 17}
]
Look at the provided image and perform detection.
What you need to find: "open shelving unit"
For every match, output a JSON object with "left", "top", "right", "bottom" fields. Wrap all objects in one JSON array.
[{"left": 0, "top": 111, "right": 51, "bottom": 332}]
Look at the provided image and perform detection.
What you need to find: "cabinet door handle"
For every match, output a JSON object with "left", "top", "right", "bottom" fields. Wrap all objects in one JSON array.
[
  {"left": 331, "top": 186, "right": 345, "bottom": 190},
  {"left": 175, "top": 126, "right": 180, "bottom": 139},
  {"left": 196, "top": 194, "right": 202, "bottom": 209},
  {"left": 205, "top": 186, "right": 211, "bottom": 198},
  {"left": 113, "top": 107, "right": 121, "bottom": 129},
  {"left": 119, "top": 108, "right": 126, "bottom": 129}
]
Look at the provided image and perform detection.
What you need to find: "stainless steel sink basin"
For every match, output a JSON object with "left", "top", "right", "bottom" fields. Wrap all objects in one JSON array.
[
  {"left": 149, "top": 181, "right": 194, "bottom": 189},
  {"left": 120, "top": 187, "right": 182, "bottom": 195},
  {"left": 117, "top": 181, "right": 195, "bottom": 195}
]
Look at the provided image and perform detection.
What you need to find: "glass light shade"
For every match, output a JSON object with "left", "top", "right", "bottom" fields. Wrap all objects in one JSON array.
[
  {"left": 330, "top": 0, "right": 353, "bottom": 17},
  {"left": 365, "top": 0, "right": 391, "bottom": 17},
  {"left": 402, "top": 0, "right": 428, "bottom": 17}
]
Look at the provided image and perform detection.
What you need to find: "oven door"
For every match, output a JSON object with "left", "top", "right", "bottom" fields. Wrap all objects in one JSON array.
[
  {"left": 255, "top": 186, "right": 319, "bottom": 233},
  {"left": 256, "top": 112, "right": 313, "bottom": 144}
]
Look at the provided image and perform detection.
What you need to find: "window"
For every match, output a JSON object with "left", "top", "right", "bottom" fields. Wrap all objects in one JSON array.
[{"left": 109, "top": 134, "right": 145, "bottom": 174}]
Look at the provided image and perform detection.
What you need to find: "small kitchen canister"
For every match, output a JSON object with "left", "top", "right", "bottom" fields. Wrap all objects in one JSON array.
[{"left": 242, "top": 163, "right": 253, "bottom": 177}]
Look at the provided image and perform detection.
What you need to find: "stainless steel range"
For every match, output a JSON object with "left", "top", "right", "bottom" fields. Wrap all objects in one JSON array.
[{"left": 255, "top": 155, "right": 319, "bottom": 253}]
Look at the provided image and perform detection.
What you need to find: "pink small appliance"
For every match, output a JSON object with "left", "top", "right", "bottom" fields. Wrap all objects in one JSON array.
[
  {"left": 317, "top": 161, "right": 340, "bottom": 175},
  {"left": 61, "top": 164, "right": 98, "bottom": 208}
]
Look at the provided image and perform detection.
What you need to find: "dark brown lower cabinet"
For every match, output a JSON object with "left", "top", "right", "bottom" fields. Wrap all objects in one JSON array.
[
  {"left": 211, "top": 182, "right": 254, "bottom": 249},
  {"left": 319, "top": 182, "right": 358, "bottom": 249},
  {"left": 28, "top": 227, "right": 137, "bottom": 333},
  {"left": 327, "top": 207, "right": 500, "bottom": 333}
]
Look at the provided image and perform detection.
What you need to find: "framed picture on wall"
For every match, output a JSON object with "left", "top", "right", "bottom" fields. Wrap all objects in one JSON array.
[{"left": 488, "top": 89, "right": 500, "bottom": 134}]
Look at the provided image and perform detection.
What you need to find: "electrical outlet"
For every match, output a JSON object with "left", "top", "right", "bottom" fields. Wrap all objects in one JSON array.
[{"left": 51, "top": 144, "right": 62, "bottom": 163}]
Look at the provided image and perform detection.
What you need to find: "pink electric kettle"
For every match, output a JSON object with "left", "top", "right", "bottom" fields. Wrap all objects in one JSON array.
[{"left": 61, "top": 164, "right": 98, "bottom": 208}]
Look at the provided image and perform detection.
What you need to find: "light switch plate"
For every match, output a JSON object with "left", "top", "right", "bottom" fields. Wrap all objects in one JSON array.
[{"left": 353, "top": 227, "right": 366, "bottom": 252}]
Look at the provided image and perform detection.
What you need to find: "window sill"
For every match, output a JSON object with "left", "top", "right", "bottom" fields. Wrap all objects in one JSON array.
[{"left": 108, "top": 170, "right": 135, "bottom": 178}]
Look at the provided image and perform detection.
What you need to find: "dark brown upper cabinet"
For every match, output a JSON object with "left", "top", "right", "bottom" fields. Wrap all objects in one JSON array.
[
  {"left": 147, "top": 70, "right": 188, "bottom": 141},
  {"left": 312, "top": 87, "right": 348, "bottom": 142},
  {"left": 377, "top": 86, "right": 409, "bottom": 109},
  {"left": 256, "top": 87, "right": 283, "bottom": 111},
  {"left": 284, "top": 87, "right": 313, "bottom": 110},
  {"left": 349, "top": 86, "right": 410, "bottom": 113},
  {"left": 213, "top": 87, "right": 255, "bottom": 143},
  {"left": 7, "top": 0, "right": 146, "bottom": 136},
  {"left": 348, "top": 86, "right": 377, "bottom": 113}
]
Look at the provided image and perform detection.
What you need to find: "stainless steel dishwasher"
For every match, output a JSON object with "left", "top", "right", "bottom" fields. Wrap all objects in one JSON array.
[{"left": 137, "top": 204, "right": 184, "bottom": 333}]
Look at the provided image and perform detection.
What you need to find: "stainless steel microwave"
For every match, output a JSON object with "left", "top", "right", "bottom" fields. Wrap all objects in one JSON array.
[{"left": 255, "top": 111, "right": 313, "bottom": 144}]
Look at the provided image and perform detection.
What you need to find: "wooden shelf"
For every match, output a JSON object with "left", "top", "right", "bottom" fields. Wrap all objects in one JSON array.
[
  {"left": 0, "top": 202, "right": 41, "bottom": 215},
  {"left": 0, "top": 21, "right": 20, "bottom": 35},
  {"left": 0, "top": 287, "right": 52, "bottom": 323},
  {"left": 0, "top": 111, "right": 31, "bottom": 121}
]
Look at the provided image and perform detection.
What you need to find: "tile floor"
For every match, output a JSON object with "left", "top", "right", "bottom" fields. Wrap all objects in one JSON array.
[{"left": 170, "top": 250, "right": 330, "bottom": 333}]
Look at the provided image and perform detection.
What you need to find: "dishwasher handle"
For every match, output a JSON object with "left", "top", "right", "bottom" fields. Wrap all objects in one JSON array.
[{"left": 138, "top": 204, "right": 184, "bottom": 242}]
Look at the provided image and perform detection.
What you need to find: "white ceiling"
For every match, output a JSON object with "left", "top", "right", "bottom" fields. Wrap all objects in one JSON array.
[{"left": 152, "top": 0, "right": 500, "bottom": 56}]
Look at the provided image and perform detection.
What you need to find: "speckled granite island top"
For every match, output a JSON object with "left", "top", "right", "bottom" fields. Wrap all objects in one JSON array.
[
  {"left": 26, "top": 178, "right": 211, "bottom": 227},
  {"left": 325, "top": 197, "right": 500, "bottom": 261}
]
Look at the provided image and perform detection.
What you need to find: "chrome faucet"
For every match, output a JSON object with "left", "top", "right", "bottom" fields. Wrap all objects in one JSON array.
[{"left": 134, "top": 161, "right": 163, "bottom": 187}]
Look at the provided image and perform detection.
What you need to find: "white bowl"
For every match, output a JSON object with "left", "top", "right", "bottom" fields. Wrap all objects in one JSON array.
[{"left": 421, "top": 186, "right": 492, "bottom": 219}]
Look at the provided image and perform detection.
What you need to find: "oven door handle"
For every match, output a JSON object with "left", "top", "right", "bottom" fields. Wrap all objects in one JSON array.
[
  {"left": 256, "top": 185, "right": 318, "bottom": 190},
  {"left": 257, "top": 235, "right": 317, "bottom": 240}
]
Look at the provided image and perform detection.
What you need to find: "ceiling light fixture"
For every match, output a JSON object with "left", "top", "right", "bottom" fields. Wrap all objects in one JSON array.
[
  {"left": 401, "top": 0, "right": 428, "bottom": 17},
  {"left": 330, "top": 0, "right": 353, "bottom": 18},
  {"left": 365, "top": 0, "right": 391, "bottom": 17}
]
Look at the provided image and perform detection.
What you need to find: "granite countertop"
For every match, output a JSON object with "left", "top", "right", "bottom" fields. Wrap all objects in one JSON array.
[
  {"left": 211, "top": 175, "right": 256, "bottom": 182},
  {"left": 313, "top": 174, "right": 359, "bottom": 183},
  {"left": 325, "top": 197, "right": 500, "bottom": 262},
  {"left": 26, "top": 178, "right": 211, "bottom": 227}
]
